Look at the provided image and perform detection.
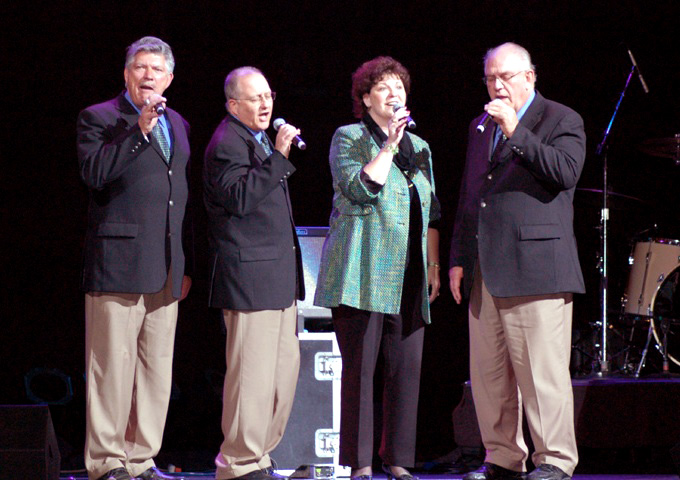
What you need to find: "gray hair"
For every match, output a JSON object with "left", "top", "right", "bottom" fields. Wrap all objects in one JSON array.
[
  {"left": 224, "top": 66, "right": 263, "bottom": 100},
  {"left": 484, "top": 42, "right": 536, "bottom": 73},
  {"left": 125, "top": 36, "right": 175, "bottom": 74}
]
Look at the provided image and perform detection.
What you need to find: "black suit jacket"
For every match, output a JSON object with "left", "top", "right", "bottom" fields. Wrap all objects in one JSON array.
[
  {"left": 450, "top": 91, "right": 586, "bottom": 299},
  {"left": 203, "top": 114, "right": 304, "bottom": 310},
  {"left": 77, "top": 92, "right": 192, "bottom": 299}
]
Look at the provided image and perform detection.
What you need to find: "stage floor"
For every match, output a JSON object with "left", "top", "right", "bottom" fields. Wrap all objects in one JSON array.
[
  {"left": 56, "top": 379, "right": 680, "bottom": 480},
  {"left": 58, "top": 473, "right": 678, "bottom": 480}
]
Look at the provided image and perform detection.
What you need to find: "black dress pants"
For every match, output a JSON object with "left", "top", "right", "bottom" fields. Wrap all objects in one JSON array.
[{"left": 332, "top": 305, "right": 424, "bottom": 469}]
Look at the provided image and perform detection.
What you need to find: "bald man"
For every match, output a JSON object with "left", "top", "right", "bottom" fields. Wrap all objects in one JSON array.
[{"left": 450, "top": 42, "right": 586, "bottom": 480}]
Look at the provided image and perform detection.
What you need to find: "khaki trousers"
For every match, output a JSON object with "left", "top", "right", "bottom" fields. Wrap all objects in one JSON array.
[
  {"left": 215, "top": 303, "right": 299, "bottom": 479},
  {"left": 469, "top": 272, "right": 578, "bottom": 475},
  {"left": 84, "top": 274, "right": 178, "bottom": 480}
]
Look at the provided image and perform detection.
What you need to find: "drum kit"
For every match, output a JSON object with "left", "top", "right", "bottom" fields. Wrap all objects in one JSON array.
[
  {"left": 573, "top": 134, "right": 680, "bottom": 377},
  {"left": 569, "top": 50, "right": 680, "bottom": 378}
]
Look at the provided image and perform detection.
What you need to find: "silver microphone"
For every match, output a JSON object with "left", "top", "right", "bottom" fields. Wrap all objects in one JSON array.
[
  {"left": 144, "top": 97, "right": 165, "bottom": 115},
  {"left": 627, "top": 48, "right": 650, "bottom": 94},
  {"left": 272, "top": 118, "right": 306, "bottom": 150},
  {"left": 392, "top": 103, "right": 416, "bottom": 129}
]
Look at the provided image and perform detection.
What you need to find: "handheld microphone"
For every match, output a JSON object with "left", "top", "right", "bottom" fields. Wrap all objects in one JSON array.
[
  {"left": 627, "top": 48, "right": 650, "bottom": 94},
  {"left": 144, "top": 97, "right": 166, "bottom": 115},
  {"left": 392, "top": 103, "right": 416, "bottom": 129},
  {"left": 272, "top": 118, "right": 307, "bottom": 150},
  {"left": 476, "top": 113, "right": 492, "bottom": 133}
]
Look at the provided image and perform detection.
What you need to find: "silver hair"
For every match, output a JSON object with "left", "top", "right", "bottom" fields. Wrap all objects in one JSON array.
[
  {"left": 484, "top": 42, "right": 536, "bottom": 73},
  {"left": 224, "top": 66, "right": 263, "bottom": 100},
  {"left": 125, "top": 36, "right": 175, "bottom": 74}
]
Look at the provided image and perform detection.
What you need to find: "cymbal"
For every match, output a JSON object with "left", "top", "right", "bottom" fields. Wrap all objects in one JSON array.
[
  {"left": 574, "top": 188, "right": 647, "bottom": 209},
  {"left": 576, "top": 188, "right": 644, "bottom": 204},
  {"left": 639, "top": 134, "right": 680, "bottom": 159}
]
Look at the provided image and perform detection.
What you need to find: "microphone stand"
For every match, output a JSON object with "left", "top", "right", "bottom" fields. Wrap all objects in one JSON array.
[{"left": 591, "top": 64, "right": 637, "bottom": 376}]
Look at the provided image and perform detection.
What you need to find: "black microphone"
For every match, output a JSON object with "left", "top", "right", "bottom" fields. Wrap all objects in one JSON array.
[
  {"left": 392, "top": 103, "right": 416, "bottom": 129},
  {"left": 272, "top": 118, "right": 307, "bottom": 150},
  {"left": 476, "top": 113, "right": 492, "bottom": 133},
  {"left": 627, "top": 48, "right": 650, "bottom": 94}
]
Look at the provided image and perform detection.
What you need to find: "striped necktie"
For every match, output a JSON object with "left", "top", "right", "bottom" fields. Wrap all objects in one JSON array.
[
  {"left": 259, "top": 134, "right": 273, "bottom": 156},
  {"left": 153, "top": 124, "right": 171, "bottom": 162}
]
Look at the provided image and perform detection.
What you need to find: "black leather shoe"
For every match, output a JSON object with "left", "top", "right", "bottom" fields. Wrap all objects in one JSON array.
[
  {"left": 526, "top": 464, "right": 570, "bottom": 480},
  {"left": 463, "top": 462, "right": 525, "bottom": 480},
  {"left": 231, "top": 470, "right": 277, "bottom": 480},
  {"left": 97, "top": 468, "right": 132, "bottom": 480},
  {"left": 261, "top": 466, "right": 287, "bottom": 479},
  {"left": 382, "top": 463, "right": 418, "bottom": 480},
  {"left": 136, "top": 467, "right": 180, "bottom": 479}
]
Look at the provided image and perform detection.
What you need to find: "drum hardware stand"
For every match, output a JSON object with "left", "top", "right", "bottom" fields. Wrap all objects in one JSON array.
[
  {"left": 590, "top": 59, "right": 641, "bottom": 376},
  {"left": 635, "top": 316, "right": 675, "bottom": 377},
  {"left": 634, "top": 318, "right": 654, "bottom": 377},
  {"left": 660, "top": 318, "right": 671, "bottom": 373},
  {"left": 621, "top": 312, "right": 644, "bottom": 375}
]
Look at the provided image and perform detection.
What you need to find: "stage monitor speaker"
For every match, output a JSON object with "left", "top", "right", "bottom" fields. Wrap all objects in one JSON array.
[
  {"left": 271, "top": 332, "right": 341, "bottom": 470},
  {"left": 0, "top": 405, "right": 60, "bottom": 480},
  {"left": 296, "top": 227, "right": 332, "bottom": 332}
]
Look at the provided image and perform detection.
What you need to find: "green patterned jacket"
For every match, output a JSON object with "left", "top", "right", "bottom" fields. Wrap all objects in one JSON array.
[{"left": 314, "top": 122, "right": 441, "bottom": 321}]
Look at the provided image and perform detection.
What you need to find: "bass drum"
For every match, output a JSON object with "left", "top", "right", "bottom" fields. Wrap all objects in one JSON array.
[
  {"left": 623, "top": 238, "right": 680, "bottom": 316},
  {"left": 650, "top": 265, "right": 680, "bottom": 366}
]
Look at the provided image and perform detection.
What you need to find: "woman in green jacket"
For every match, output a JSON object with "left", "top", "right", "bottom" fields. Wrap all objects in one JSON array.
[{"left": 314, "top": 56, "right": 441, "bottom": 480}]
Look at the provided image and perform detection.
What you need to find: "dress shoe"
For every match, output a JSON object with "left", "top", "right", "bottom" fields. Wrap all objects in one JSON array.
[
  {"left": 526, "top": 464, "right": 570, "bottom": 480},
  {"left": 463, "top": 462, "right": 525, "bottom": 480},
  {"left": 261, "top": 466, "right": 287, "bottom": 479},
  {"left": 382, "top": 463, "right": 418, "bottom": 480},
  {"left": 97, "top": 468, "right": 132, "bottom": 480},
  {"left": 350, "top": 476, "right": 371, "bottom": 480},
  {"left": 228, "top": 470, "right": 277, "bottom": 480},
  {"left": 136, "top": 466, "right": 179, "bottom": 479}
]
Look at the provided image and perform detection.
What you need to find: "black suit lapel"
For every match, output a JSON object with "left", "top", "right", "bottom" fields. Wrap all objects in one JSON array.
[
  {"left": 227, "top": 114, "right": 270, "bottom": 165},
  {"left": 491, "top": 91, "right": 546, "bottom": 168},
  {"left": 518, "top": 90, "right": 545, "bottom": 133},
  {"left": 116, "top": 93, "right": 139, "bottom": 128},
  {"left": 116, "top": 93, "right": 170, "bottom": 166}
]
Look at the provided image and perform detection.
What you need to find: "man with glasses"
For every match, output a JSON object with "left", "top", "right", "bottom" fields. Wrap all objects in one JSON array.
[
  {"left": 203, "top": 66, "right": 305, "bottom": 480},
  {"left": 449, "top": 43, "right": 586, "bottom": 480}
]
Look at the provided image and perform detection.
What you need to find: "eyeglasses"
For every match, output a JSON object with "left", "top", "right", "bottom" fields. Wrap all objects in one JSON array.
[
  {"left": 482, "top": 71, "right": 528, "bottom": 85},
  {"left": 233, "top": 91, "right": 277, "bottom": 104}
]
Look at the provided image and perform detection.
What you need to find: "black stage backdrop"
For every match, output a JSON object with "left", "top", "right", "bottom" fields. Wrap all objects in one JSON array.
[{"left": 1, "top": 0, "right": 679, "bottom": 470}]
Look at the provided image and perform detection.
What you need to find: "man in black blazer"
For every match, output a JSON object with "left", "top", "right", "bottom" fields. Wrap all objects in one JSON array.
[
  {"left": 77, "top": 36, "right": 191, "bottom": 480},
  {"left": 203, "top": 67, "right": 305, "bottom": 480},
  {"left": 450, "top": 43, "right": 586, "bottom": 480}
]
